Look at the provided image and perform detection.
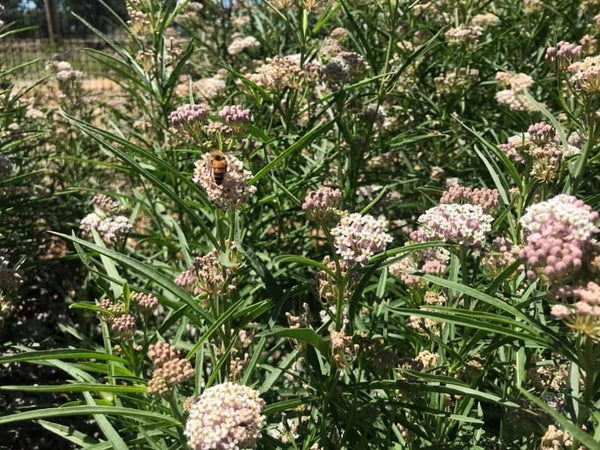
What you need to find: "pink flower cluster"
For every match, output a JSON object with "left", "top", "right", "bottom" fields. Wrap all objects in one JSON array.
[
  {"left": 440, "top": 185, "right": 500, "bottom": 213},
  {"left": 389, "top": 235, "right": 450, "bottom": 288},
  {"left": 185, "top": 382, "right": 265, "bottom": 450},
  {"left": 519, "top": 195, "right": 599, "bottom": 282},
  {"left": 302, "top": 187, "right": 343, "bottom": 222},
  {"left": 499, "top": 123, "right": 579, "bottom": 181},
  {"left": 193, "top": 153, "right": 257, "bottom": 210},
  {"left": 80, "top": 195, "right": 132, "bottom": 244},
  {"left": 316, "top": 256, "right": 359, "bottom": 303},
  {"left": 147, "top": 342, "right": 195, "bottom": 397},
  {"left": 218, "top": 105, "right": 252, "bottom": 127},
  {"left": 331, "top": 213, "right": 393, "bottom": 266},
  {"left": 170, "top": 104, "right": 207, "bottom": 128},
  {"left": 568, "top": 55, "right": 600, "bottom": 94},
  {"left": 546, "top": 41, "right": 582, "bottom": 70},
  {"left": 175, "top": 249, "right": 237, "bottom": 304},
  {"left": 416, "top": 203, "right": 493, "bottom": 248}
]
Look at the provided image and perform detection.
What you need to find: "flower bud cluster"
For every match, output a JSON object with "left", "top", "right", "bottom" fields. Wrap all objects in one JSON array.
[
  {"left": 227, "top": 34, "right": 260, "bottom": 55},
  {"left": 302, "top": 187, "right": 343, "bottom": 223},
  {"left": 495, "top": 71, "right": 536, "bottom": 111},
  {"left": 520, "top": 195, "right": 599, "bottom": 282},
  {"left": 127, "top": 2, "right": 151, "bottom": 37},
  {"left": 415, "top": 203, "right": 493, "bottom": 248},
  {"left": 444, "top": 26, "right": 483, "bottom": 47},
  {"left": 316, "top": 256, "right": 360, "bottom": 304},
  {"left": 330, "top": 330, "right": 358, "bottom": 369},
  {"left": 330, "top": 213, "right": 393, "bottom": 266},
  {"left": 568, "top": 55, "right": 600, "bottom": 94},
  {"left": 130, "top": 292, "right": 159, "bottom": 313},
  {"left": 434, "top": 68, "right": 479, "bottom": 96},
  {"left": 111, "top": 314, "right": 136, "bottom": 338},
  {"left": 175, "top": 249, "right": 237, "bottom": 305},
  {"left": 546, "top": 41, "right": 582, "bottom": 70},
  {"left": 389, "top": 244, "right": 450, "bottom": 288},
  {"left": 481, "top": 237, "right": 521, "bottom": 278},
  {"left": 499, "top": 124, "right": 579, "bottom": 181},
  {"left": 185, "top": 382, "right": 265, "bottom": 450},
  {"left": 170, "top": 104, "right": 207, "bottom": 129},
  {"left": 246, "top": 55, "right": 320, "bottom": 91},
  {"left": 551, "top": 281, "right": 600, "bottom": 340},
  {"left": 218, "top": 105, "right": 252, "bottom": 133},
  {"left": 440, "top": 185, "right": 499, "bottom": 213},
  {"left": 147, "top": 342, "right": 194, "bottom": 397}
]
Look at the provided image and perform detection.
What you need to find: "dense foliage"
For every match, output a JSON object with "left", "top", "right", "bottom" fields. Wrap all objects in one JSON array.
[{"left": 2, "top": 0, "right": 600, "bottom": 448}]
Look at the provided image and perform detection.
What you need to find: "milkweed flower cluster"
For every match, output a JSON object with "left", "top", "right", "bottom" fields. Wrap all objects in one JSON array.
[
  {"left": 330, "top": 330, "right": 358, "bottom": 369},
  {"left": 520, "top": 195, "right": 599, "bottom": 282},
  {"left": 130, "top": 292, "right": 159, "bottom": 314},
  {"left": 175, "top": 248, "right": 237, "bottom": 305},
  {"left": 316, "top": 256, "right": 360, "bottom": 304},
  {"left": 184, "top": 382, "right": 265, "bottom": 450},
  {"left": 80, "top": 195, "right": 132, "bottom": 244},
  {"left": 434, "top": 68, "right": 479, "bottom": 96},
  {"left": 218, "top": 105, "right": 252, "bottom": 133},
  {"left": 321, "top": 50, "right": 369, "bottom": 85},
  {"left": 481, "top": 237, "right": 521, "bottom": 278},
  {"left": 471, "top": 13, "right": 499, "bottom": 27},
  {"left": 415, "top": 203, "right": 494, "bottom": 248},
  {"left": 330, "top": 213, "right": 393, "bottom": 266},
  {"left": 495, "top": 71, "right": 536, "bottom": 111},
  {"left": 147, "top": 342, "right": 195, "bottom": 397},
  {"left": 193, "top": 153, "right": 256, "bottom": 210},
  {"left": 96, "top": 299, "right": 136, "bottom": 338},
  {"left": 568, "top": 55, "right": 600, "bottom": 94},
  {"left": 440, "top": 185, "right": 500, "bottom": 213},
  {"left": 389, "top": 244, "right": 450, "bottom": 288},
  {"left": 227, "top": 34, "right": 260, "bottom": 55},
  {"left": 444, "top": 25, "right": 483, "bottom": 47},
  {"left": 540, "top": 425, "right": 580, "bottom": 450},
  {"left": 193, "top": 75, "right": 227, "bottom": 100},
  {"left": 546, "top": 41, "right": 582, "bottom": 70},
  {"left": 170, "top": 104, "right": 207, "bottom": 129},
  {"left": 499, "top": 123, "right": 579, "bottom": 181},
  {"left": 302, "top": 187, "right": 343, "bottom": 223},
  {"left": 127, "top": 0, "right": 151, "bottom": 36},
  {"left": 246, "top": 55, "right": 320, "bottom": 91}
]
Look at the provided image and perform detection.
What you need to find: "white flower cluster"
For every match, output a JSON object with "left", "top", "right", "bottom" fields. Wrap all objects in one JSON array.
[
  {"left": 227, "top": 35, "right": 260, "bottom": 55},
  {"left": 185, "top": 382, "right": 265, "bottom": 450},
  {"left": 193, "top": 153, "right": 257, "bottom": 210},
  {"left": 416, "top": 203, "right": 493, "bottom": 247},
  {"left": 80, "top": 195, "right": 131, "bottom": 244},
  {"left": 331, "top": 213, "right": 393, "bottom": 266},
  {"left": 520, "top": 194, "right": 599, "bottom": 242}
]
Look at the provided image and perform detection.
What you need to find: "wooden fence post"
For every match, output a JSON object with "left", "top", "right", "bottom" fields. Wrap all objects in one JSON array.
[{"left": 44, "top": 0, "right": 61, "bottom": 44}]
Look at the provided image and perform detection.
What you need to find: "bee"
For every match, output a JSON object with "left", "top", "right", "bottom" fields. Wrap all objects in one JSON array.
[{"left": 209, "top": 150, "right": 228, "bottom": 186}]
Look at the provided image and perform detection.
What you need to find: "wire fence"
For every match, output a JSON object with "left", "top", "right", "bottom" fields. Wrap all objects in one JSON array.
[{"left": 0, "top": 36, "right": 122, "bottom": 90}]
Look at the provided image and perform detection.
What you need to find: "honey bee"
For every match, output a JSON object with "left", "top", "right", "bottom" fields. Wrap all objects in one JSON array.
[{"left": 209, "top": 150, "right": 227, "bottom": 186}]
